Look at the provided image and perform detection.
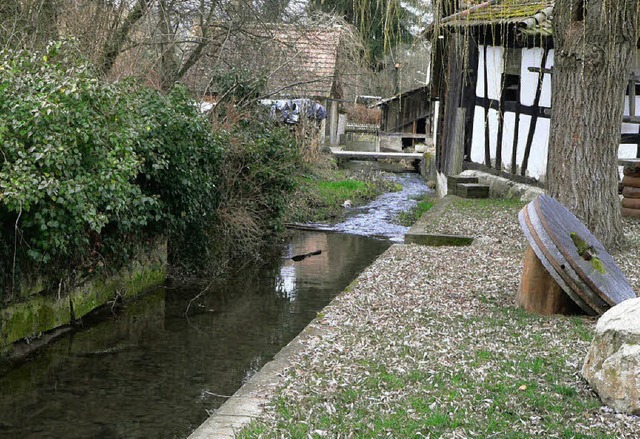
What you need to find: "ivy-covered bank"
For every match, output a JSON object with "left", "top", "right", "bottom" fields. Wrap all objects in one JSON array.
[{"left": 0, "top": 42, "right": 299, "bottom": 354}]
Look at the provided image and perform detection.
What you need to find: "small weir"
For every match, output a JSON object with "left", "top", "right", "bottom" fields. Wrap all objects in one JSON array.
[{"left": 0, "top": 173, "right": 431, "bottom": 438}]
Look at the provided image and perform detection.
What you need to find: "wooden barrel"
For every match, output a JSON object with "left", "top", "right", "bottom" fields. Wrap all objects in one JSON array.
[
  {"left": 622, "top": 175, "right": 640, "bottom": 188},
  {"left": 622, "top": 186, "right": 640, "bottom": 199},
  {"left": 622, "top": 198, "right": 640, "bottom": 209}
]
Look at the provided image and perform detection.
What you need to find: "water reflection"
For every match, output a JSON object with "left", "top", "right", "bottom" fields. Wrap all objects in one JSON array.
[{"left": 0, "top": 231, "right": 389, "bottom": 439}]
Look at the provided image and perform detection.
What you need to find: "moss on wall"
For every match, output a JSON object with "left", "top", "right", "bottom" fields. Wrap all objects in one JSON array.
[
  {"left": 0, "top": 297, "right": 71, "bottom": 347},
  {"left": 0, "top": 237, "right": 167, "bottom": 355}
]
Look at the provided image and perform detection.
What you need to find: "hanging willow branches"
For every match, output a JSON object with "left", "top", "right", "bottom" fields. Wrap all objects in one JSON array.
[{"left": 308, "top": 0, "right": 426, "bottom": 66}]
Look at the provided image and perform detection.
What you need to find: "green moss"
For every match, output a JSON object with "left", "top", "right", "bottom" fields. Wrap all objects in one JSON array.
[
  {"left": 17, "top": 276, "right": 45, "bottom": 298},
  {"left": 0, "top": 296, "right": 71, "bottom": 348},
  {"left": 570, "top": 232, "right": 591, "bottom": 256},
  {"left": 590, "top": 257, "right": 606, "bottom": 275},
  {"left": 1, "top": 240, "right": 166, "bottom": 354},
  {"left": 570, "top": 232, "right": 606, "bottom": 274}
]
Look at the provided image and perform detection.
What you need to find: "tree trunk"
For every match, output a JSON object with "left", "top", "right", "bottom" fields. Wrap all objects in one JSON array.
[
  {"left": 99, "top": 0, "right": 153, "bottom": 77},
  {"left": 547, "top": 0, "right": 639, "bottom": 249}
]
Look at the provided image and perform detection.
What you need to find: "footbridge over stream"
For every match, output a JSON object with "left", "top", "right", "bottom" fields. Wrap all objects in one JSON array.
[{"left": 331, "top": 150, "right": 426, "bottom": 175}]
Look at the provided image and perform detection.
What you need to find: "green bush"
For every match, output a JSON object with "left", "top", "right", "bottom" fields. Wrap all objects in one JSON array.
[
  {"left": 0, "top": 40, "right": 301, "bottom": 296},
  {"left": 0, "top": 41, "right": 155, "bottom": 272},
  {"left": 202, "top": 121, "right": 300, "bottom": 274},
  {"left": 132, "top": 85, "right": 224, "bottom": 235}
]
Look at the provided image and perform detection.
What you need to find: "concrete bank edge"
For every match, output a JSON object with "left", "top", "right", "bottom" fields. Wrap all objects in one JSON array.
[{"left": 188, "top": 246, "right": 398, "bottom": 438}]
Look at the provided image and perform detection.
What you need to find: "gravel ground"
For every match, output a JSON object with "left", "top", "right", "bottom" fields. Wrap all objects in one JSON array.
[{"left": 240, "top": 198, "right": 640, "bottom": 438}]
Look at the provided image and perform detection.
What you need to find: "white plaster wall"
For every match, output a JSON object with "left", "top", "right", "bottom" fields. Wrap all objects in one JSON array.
[
  {"left": 540, "top": 50, "right": 554, "bottom": 107},
  {"left": 471, "top": 105, "right": 486, "bottom": 163},
  {"left": 527, "top": 117, "right": 550, "bottom": 180},
  {"left": 475, "top": 45, "right": 504, "bottom": 100},
  {"left": 486, "top": 46, "right": 505, "bottom": 100},
  {"left": 520, "top": 48, "right": 543, "bottom": 106},
  {"left": 515, "top": 114, "right": 532, "bottom": 170},
  {"left": 470, "top": 45, "right": 636, "bottom": 180},
  {"left": 620, "top": 144, "right": 638, "bottom": 158},
  {"left": 476, "top": 46, "right": 486, "bottom": 98},
  {"left": 488, "top": 108, "right": 500, "bottom": 158},
  {"left": 500, "top": 111, "right": 517, "bottom": 169},
  {"left": 471, "top": 46, "right": 504, "bottom": 166}
]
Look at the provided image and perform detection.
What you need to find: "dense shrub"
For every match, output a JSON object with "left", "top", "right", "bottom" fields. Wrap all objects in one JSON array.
[
  {"left": 179, "top": 120, "right": 300, "bottom": 275},
  {"left": 0, "top": 42, "right": 155, "bottom": 274},
  {"left": 0, "top": 40, "right": 301, "bottom": 295}
]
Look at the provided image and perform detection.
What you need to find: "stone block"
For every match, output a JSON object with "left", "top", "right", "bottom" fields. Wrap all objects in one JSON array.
[
  {"left": 447, "top": 175, "right": 479, "bottom": 196},
  {"left": 457, "top": 183, "right": 489, "bottom": 199},
  {"left": 0, "top": 296, "right": 71, "bottom": 347},
  {"left": 582, "top": 298, "right": 640, "bottom": 415}
]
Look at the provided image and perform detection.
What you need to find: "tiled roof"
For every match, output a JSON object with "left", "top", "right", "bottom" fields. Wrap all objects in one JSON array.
[
  {"left": 442, "top": 0, "right": 553, "bottom": 33},
  {"left": 265, "top": 25, "right": 343, "bottom": 99}
]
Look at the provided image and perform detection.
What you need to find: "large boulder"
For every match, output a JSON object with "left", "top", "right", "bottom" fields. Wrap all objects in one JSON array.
[{"left": 582, "top": 298, "right": 640, "bottom": 415}]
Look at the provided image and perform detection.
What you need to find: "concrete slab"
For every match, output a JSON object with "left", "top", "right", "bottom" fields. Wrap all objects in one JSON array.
[
  {"left": 404, "top": 197, "right": 473, "bottom": 246},
  {"left": 405, "top": 233, "right": 474, "bottom": 246},
  {"left": 459, "top": 170, "right": 544, "bottom": 201}
]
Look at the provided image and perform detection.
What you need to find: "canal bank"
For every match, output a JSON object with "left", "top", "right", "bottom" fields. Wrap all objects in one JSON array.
[
  {"left": 200, "top": 197, "right": 640, "bottom": 438},
  {"left": 0, "top": 172, "right": 431, "bottom": 438}
]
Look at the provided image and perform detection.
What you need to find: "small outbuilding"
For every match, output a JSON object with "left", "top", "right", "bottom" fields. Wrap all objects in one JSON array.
[{"left": 375, "top": 86, "right": 434, "bottom": 151}]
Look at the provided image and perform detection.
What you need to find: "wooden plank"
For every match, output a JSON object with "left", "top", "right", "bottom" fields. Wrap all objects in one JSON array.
[
  {"left": 379, "top": 132, "right": 430, "bottom": 139},
  {"left": 462, "top": 41, "right": 479, "bottom": 164},
  {"left": 511, "top": 87, "right": 522, "bottom": 174},
  {"left": 521, "top": 49, "right": 549, "bottom": 177},
  {"left": 622, "top": 198, "right": 640, "bottom": 209},
  {"left": 332, "top": 151, "right": 423, "bottom": 160},
  {"left": 623, "top": 166, "right": 640, "bottom": 176},
  {"left": 622, "top": 186, "right": 640, "bottom": 198},
  {"left": 622, "top": 175, "right": 640, "bottom": 188},
  {"left": 447, "top": 108, "right": 465, "bottom": 176},
  {"left": 527, "top": 67, "right": 553, "bottom": 74},
  {"left": 622, "top": 207, "right": 640, "bottom": 217},
  {"left": 618, "top": 158, "right": 640, "bottom": 168}
]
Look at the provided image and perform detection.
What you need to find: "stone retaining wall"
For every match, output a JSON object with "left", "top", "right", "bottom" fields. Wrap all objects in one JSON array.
[{"left": 0, "top": 237, "right": 167, "bottom": 356}]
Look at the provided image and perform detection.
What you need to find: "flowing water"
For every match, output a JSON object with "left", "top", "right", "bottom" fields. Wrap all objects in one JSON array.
[{"left": 0, "top": 173, "right": 431, "bottom": 438}]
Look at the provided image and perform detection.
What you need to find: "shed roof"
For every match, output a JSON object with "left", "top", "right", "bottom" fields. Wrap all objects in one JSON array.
[
  {"left": 442, "top": 0, "right": 553, "bottom": 35},
  {"left": 374, "top": 86, "right": 430, "bottom": 107}
]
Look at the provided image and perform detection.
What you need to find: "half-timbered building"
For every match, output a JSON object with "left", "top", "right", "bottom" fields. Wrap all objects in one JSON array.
[{"left": 433, "top": 0, "right": 640, "bottom": 182}]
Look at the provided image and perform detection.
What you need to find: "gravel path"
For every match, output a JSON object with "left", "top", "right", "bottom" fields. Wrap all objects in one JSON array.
[{"left": 240, "top": 198, "right": 640, "bottom": 438}]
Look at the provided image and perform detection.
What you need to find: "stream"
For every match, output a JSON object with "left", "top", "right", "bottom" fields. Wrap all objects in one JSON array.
[{"left": 0, "top": 172, "right": 431, "bottom": 438}]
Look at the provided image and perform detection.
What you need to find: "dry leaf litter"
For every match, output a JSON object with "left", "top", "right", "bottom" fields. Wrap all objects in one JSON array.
[{"left": 241, "top": 199, "right": 640, "bottom": 438}]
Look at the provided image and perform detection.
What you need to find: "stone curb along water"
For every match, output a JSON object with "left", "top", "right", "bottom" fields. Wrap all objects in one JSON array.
[
  {"left": 404, "top": 197, "right": 474, "bottom": 246},
  {"left": 0, "top": 237, "right": 167, "bottom": 357},
  {"left": 188, "top": 274, "right": 366, "bottom": 438}
]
